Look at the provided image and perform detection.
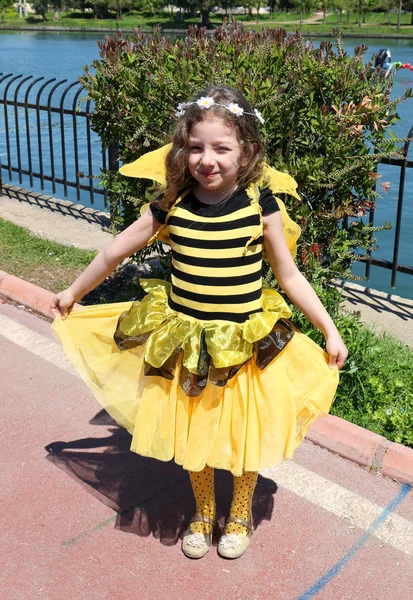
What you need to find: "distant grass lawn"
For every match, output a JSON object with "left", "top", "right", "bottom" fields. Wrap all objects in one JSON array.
[
  {"left": 0, "top": 218, "right": 96, "bottom": 293},
  {"left": 2, "top": 9, "right": 413, "bottom": 35}
]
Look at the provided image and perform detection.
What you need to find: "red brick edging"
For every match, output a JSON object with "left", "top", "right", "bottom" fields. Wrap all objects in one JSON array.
[
  {"left": 0, "top": 269, "right": 54, "bottom": 319},
  {"left": 1, "top": 268, "right": 413, "bottom": 486}
]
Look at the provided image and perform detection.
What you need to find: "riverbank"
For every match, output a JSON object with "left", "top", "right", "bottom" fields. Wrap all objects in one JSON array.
[{"left": 3, "top": 24, "right": 413, "bottom": 38}]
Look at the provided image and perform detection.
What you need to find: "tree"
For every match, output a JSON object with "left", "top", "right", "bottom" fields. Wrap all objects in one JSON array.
[
  {"left": 279, "top": 0, "right": 295, "bottom": 12},
  {"left": 402, "top": 0, "right": 413, "bottom": 26},
  {"left": 0, "top": 0, "right": 13, "bottom": 24},
  {"left": 86, "top": 0, "right": 110, "bottom": 19},
  {"left": 219, "top": 0, "right": 238, "bottom": 17},
  {"left": 317, "top": 0, "right": 328, "bottom": 23},
  {"left": 325, "top": 0, "right": 345, "bottom": 23},
  {"left": 65, "top": 0, "right": 88, "bottom": 16},
  {"left": 342, "top": 0, "right": 357, "bottom": 25},
  {"left": 32, "top": 0, "right": 49, "bottom": 20},
  {"left": 180, "top": 0, "right": 215, "bottom": 27},
  {"left": 379, "top": 0, "right": 397, "bottom": 25},
  {"left": 135, "top": 0, "right": 163, "bottom": 17},
  {"left": 243, "top": 0, "right": 256, "bottom": 20},
  {"left": 108, "top": 0, "right": 133, "bottom": 20},
  {"left": 292, "top": 0, "right": 318, "bottom": 27}
]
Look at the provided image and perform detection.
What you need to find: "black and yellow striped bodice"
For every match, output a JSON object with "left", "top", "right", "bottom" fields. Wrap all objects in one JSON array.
[{"left": 154, "top": 188, "right": 279, "bottom": 324}]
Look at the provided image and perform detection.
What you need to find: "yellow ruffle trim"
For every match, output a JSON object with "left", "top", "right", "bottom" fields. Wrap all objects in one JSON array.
[{"left": 116, "top": 278, "right": 292, "bottom": 374}]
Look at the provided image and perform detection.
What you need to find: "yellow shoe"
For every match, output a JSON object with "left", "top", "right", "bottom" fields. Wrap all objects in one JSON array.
[
  {"left": 182, "top": 515, "right": 215, "bottom": 559},
  {"left": 218, "top": 516, "right": 253, "bottom": 559}
]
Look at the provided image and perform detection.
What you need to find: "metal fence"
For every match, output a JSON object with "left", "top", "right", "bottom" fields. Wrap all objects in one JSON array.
[
  {"left": 363, "top": 128, "right": 413, "bottom": 288},
  {"left": 0, "top": 71, "right": 412, "bottom": 289},
  {"left": 0, "top": 72, "right": 117, "bottom": 210}
]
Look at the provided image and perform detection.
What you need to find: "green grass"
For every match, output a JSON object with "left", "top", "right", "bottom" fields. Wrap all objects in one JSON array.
[
  {"left": 0, "top": 218, "right": 96, "bottom": 293},
  {"left": 333, "top": 328, "right": 413, "bottom": 447}
]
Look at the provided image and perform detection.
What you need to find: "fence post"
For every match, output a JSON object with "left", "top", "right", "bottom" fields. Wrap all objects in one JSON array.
[
  {"left": 391, "top": 124, "right": 413, "bottom": 288},
  {"left": 108, "top": 143, "right": 119, "bottom": 224}
]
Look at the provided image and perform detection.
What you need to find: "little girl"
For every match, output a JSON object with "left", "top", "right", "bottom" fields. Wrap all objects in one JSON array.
[{"left": 51, "top": 86, "right": 347, "bottom": 560}]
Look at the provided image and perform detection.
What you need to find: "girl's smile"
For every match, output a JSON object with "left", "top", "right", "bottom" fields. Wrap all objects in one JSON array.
[{"left": 187, "top": 117, "right": 243, "bottom": 202}]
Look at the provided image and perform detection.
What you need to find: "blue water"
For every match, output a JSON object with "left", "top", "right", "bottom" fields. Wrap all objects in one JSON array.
[{"left": 0, "top": 31, "right": 412, "bottom": 298}]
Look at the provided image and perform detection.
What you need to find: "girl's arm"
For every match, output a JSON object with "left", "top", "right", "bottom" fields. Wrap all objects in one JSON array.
[
  {"left": 263, "top": 211, "right": 348, "bottom": 369},
  {"left": 50, "top": 209, "right": 161, "bottom": 318}
]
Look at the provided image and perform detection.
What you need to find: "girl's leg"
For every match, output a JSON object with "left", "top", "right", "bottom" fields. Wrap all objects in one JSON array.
[
  {"left": 224, "top": 471, "right": 257, "bottom": 536},
  {"left": 218, "top": 471, "right": 257, "bottom": 558},
  {"left": 188, "top": 465, "right": 216, "bottom": 535}
]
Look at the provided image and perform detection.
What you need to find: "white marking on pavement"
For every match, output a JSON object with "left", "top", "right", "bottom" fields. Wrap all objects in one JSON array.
[
  {"left": 0, "top": 313, "right": 75, "bottom": 374},
  {"left": 2, "top": 310, "right": 413, "bottom": 556},
  {"left": 262, "top": 462, "right": 413, "bottom": 556}
]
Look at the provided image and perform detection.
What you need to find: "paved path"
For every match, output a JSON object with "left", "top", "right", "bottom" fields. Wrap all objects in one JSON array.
[
  {"left": 0, "top": 190, "right": 111, "bottom": 250},
  {"left": 339, "top": 281, "right": 413, "bottom": 348},
  {"left": 1, "top": 300, "right": 413, "bottom": 599}
]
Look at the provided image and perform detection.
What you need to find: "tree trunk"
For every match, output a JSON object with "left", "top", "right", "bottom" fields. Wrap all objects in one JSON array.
[
  {"left": 200, "top": 8, "right": 212, "bottom": 28},
  {"left": 256, "top": 2, "right": 261, "bottom": 24},
  {"left": 54, "top": 10, "right": 59, "bottom": 21}
]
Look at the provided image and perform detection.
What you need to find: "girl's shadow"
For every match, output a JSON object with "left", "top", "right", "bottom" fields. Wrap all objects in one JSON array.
[{"left": 45, "top": 410, "right": 278, "bottom": 546}]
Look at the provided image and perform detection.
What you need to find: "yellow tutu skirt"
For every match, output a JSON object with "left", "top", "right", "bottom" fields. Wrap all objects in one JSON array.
[{"left": 52, "top": 281, "right": 339, "bottom": 476}]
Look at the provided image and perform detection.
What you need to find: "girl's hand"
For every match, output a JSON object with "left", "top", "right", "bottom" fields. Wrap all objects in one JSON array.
[
  {"left": 325, "top": 335, "right": 348, "bottom": 370},
  {"left": 50, "top": 288, "right": 77, "bottom": 320}
]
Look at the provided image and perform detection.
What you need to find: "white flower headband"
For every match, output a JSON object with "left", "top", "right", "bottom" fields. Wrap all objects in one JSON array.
[{"left": 175, "top": 96, "right": 265, "bottom": 125}]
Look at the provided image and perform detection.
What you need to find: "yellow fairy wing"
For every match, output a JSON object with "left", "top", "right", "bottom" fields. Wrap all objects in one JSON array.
[
  {"left": 259, "top": 165, "right": 300, "bottom": 200},
  {"left": 272, "top": 198, "right": 301, "bottom": 259},
  {"left": 119, "top": 144, "right": 172, "bottom": 185},
  {"left": 259, "top": 166, "right": 301, "bottom": 259}
]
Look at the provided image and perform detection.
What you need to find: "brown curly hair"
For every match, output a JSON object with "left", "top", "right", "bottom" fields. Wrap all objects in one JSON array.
[{"left": 161, "top": 86, "right": 264, "bottom": 210}]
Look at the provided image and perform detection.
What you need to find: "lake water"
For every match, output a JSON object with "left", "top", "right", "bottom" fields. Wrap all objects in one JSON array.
[{"left": 0, "top": 30, "right": 412, "bottom": 298}]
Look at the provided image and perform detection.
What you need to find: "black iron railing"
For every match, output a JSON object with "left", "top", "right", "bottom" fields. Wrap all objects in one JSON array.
[
  {"left": 0, "top": 72, "right": 118, "bottom": 209},
  {"left": 361, "top": 126, "right": 413, "bottom": 288}
]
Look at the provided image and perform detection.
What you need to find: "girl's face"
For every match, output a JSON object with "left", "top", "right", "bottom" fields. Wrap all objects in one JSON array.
[{"left": 187, "top": 116, "right": 243, "bottom": 197}]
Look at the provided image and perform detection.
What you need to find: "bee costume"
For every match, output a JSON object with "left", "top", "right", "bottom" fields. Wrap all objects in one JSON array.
[{"left": 52, "top": 144, "right": 338, "bottom": 477}]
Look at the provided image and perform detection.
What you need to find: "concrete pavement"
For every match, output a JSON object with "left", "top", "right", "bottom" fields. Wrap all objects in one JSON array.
[
  {"left": 0, "top": 186, "right": 112, "bottom": 250},
  {"left": 1, "top": 299, "right": 413, "bottom": 599}
]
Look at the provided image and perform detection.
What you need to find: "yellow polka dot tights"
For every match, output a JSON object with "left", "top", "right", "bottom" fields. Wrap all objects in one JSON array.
[
  {"left": 224, "top": 471, "right": 258, "bottom": 536},
  {"left": 188, "top": 466, "right": 215, "bottom": 535},
  {"left": 188, "top": 467, "right": 258, "bottom": 536}
]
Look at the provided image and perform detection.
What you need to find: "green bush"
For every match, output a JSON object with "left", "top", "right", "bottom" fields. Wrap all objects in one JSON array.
[{"left": 82, "top": 21, "right": 411, "bottom": 282}]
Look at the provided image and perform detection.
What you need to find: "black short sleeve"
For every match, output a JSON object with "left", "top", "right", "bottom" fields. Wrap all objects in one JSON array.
[
  {"left": 150, "top": 201, "right": 168, "bottom": 224},
  {"left": 259, "top": 188, "right": 280, "bottom": 216}
]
